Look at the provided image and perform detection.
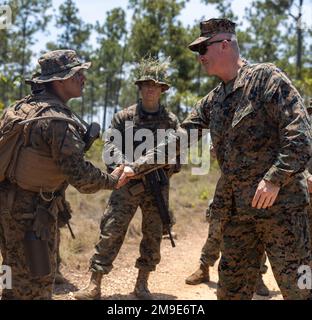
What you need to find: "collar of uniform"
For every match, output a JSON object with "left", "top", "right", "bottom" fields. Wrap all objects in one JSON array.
[
  {"left": 232, "top": 62, "right": 249, "bottom": 92},
  {"left": 34, "top": 91, "right": 71, "bottom": 112},
  {"left": 218, "top": 62, "right": 249, "bottom": 100},
  {"left": 136, "top": 100, "right": 164, "bottom": 119},
  {"left": 214, "top": 83, "right": 226, "bottom": 103}
]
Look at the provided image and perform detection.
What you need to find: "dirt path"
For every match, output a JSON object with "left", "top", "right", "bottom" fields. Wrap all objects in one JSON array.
[{"left": 53, "top": 223, "right": 283, "bottom": 300}]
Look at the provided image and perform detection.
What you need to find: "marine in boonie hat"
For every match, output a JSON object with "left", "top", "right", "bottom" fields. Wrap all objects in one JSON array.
[
  {"left": 134, "top": 56, "right": 171, "bottom": 92},
  {"left": 188, "top": 18, "right": 236, "bottom": 52},
  {"left": 31, "top": 50, "right": 91, "bottom": 83}
]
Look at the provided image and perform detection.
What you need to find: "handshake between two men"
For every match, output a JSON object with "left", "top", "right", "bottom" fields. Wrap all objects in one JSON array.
[
  {"left": 111, "top": 164, "right": 282, "bottom": 210},
  {"left": 111, "top": 165, "right": 146, "bottom": 189}
]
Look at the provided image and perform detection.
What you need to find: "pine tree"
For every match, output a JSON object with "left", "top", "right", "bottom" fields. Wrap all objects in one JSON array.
[{"left": 1, "top": 0, "right": 52, "bottom": 99}]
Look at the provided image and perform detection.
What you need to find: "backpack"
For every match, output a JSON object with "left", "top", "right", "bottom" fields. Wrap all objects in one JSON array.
[{"left": 0, "top": 96, "right": 84, "bottom": 186}]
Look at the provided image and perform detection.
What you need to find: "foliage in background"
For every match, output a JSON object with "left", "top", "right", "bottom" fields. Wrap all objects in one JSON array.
[{"left": 0, "top": 0, "right": 311, "bottom": 121}]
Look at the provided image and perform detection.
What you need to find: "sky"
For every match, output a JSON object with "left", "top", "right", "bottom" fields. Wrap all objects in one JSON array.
[
  {"left": 33, "top": 0, "right": 233, "bottom": 55},
  {"left": 2, "top": 0, "right": 310, "bottom": 125},
  {"left": 31, "top": 0, "right": 312, "bottom": 60},
  {"left": 26, "top": 0, "right": 312, "bottom": 125}
]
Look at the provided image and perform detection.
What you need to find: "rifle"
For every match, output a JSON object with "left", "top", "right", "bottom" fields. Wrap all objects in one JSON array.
[
  {"left": 83, "top": 122, "right": 101, "bottom": 152},
  {"left": 58, "top": 200, "right": 76, "bottom": 239},
  {"left": 145, "top": 169, "right": 175, "bottom": 248}
]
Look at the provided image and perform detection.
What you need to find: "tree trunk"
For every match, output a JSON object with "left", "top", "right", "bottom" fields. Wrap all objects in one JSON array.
[
  {"left": 102, "top": 77, "right": 109, "bottom": 133},
  {"left": 19, "top": 20, "right": 27, "bottom": 99},
  {"left": 114, "top": 46, "right": 126, "bottom": 114},
  {"left": 296, "top": 0, "right": 303, "bottom": 80},
  {"left": 81, "top": 94, "right": 85, "bottom": 118},
  {"left": 90, "top": 79, "right": 94, "bottom": 122}
]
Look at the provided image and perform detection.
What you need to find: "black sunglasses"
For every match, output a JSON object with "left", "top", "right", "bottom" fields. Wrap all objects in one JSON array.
[{"left": 197, "top": 39, "right": 232, "bottom": 56}]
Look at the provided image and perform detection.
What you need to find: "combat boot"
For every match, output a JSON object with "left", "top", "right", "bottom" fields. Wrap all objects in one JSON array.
[
  {"left": 133, "top": 270, "right": 153, "bottom": 300},
  {"left": 255, "top": 275, "right": 270, "bottom": 296},
  {"left": 54, "top": 270, "right": 67, "bottom": 285},
  {"left": 185, "top": 264, "right": 210, "bottom": 285},
  {"left": 74, "top": 272, "right": 103, "bottom": 300}
]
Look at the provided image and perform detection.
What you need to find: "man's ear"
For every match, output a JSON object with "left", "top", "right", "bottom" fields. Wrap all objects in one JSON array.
[{"left": 222, "top": 40, "right": 231, "bottom": 51}]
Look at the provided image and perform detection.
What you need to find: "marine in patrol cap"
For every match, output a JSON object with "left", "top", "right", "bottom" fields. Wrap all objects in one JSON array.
[{"left": 188, "top": 18, "right": 236, "bottom": 52}]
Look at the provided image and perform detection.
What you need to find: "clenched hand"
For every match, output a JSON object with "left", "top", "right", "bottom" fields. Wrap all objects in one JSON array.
[{"left": 116, "top": 166, "right": 135, "bottom": 189}]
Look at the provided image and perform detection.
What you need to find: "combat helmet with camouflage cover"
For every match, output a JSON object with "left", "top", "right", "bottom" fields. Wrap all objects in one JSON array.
[{"left": 134, "top": 56, "right": 171, "bottom": 92}]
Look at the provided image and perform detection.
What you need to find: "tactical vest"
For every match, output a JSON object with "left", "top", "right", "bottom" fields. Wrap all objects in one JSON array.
[
  {"left": 125, "top": 103, "right": 177, "bottom": 157},
  {"left": 0, "top": 95, "right": 84, "bottom": 193}
]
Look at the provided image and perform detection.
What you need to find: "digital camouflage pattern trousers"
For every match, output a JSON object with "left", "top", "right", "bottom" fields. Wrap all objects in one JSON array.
[
  {"left": 217, "top": 205, "right": 312, "bottom": 300},
  {"left": 0, "top": 183, "right": 58, "bottom": 300},
  {"left": 200, "top": 217, "right": 268, "bottom": 275},
  {"left": 307, "top": 194, "right": 312, "bottom": 254},
  {"left": 89, "top": 180, "right": 167, "bottom": 274}
]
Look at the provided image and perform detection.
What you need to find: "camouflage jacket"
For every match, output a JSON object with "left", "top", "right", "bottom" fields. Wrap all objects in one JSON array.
[
  {"left": 135, "top": 63, "right": 312, "bottom": 217},
  {"left": 104, "top": 100, "right": 180, "bottom": 173},
  {"left": 304, "top": 112, "right": 312, "bottom": 178},
  {"left": 13, "top": 91, "right": 117, "bottom": 193}
]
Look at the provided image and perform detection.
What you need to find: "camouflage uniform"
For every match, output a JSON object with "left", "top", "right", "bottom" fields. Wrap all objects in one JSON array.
[
  {"left": 75, "top": 57, "right": 179, "bottom": 300},
  {"left": 0, "top": 50, "right": 117, "bottom": 300},
  {"left": 55, "top": 192, "right": 73, "bottom": 284},
  {"left": 184, "top": 61, "right": 312, "bottom": 300},
  {"left": 304, "top": 100, "right": 312, "bottom": 251},
  {"left": 90, "top": 102, "right": 180, "bottom": 274},
  {"left": 186, "top": 200, "right": 269, "bottom": 296},
  {"left": 199, "top": 202, "right": 268, "bottom": 275},
  {"left": 134, "top": 20, "right": 312, "bottom": 300},
  {"left": 25, "top": 77, "right": 71, "bottom": 285},
  {"left": 186, "top": 63, "right": 312, "bottom": 299},
  {"left": 0, "top": 222, "right": 5, "bottom": 262}
]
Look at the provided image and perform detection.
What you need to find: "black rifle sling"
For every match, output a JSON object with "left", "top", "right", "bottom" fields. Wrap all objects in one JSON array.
[{"left": 145, "top": 170, "right": 175, "bottom": 248}]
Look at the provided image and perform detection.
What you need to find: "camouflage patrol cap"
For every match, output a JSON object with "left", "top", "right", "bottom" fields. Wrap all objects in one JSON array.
[
  {"left": 135, "top": 56, "right": 171, "bottom": 92},
  {"left": 31, "top": 50, "right": 91, "bottom": 83},
  {"left": 189, "top": 18, "right": 236, "bottom": 52}
]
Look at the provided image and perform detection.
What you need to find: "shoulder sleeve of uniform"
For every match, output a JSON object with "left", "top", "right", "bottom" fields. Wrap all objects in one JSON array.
[
  {"left": 258, "top": 64, "right": 293, "bottom": 103},
  {"left": 262, "top": 66, "right": 312, "bottom": 187},
  {"left": 47, "top": 119, "right": 117, "bottom": 192},
  {"left": 166, "top": 111, "right": 180, "bottom": 129},
  {"left": 110, "top": 106, "right": 134, "bottom": 130},
  {"left": 182, "top": 94, "right": 212, "bottom": 130},
  {"left": 39, "top": 108, "right": 86, "bottom": 156}
]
